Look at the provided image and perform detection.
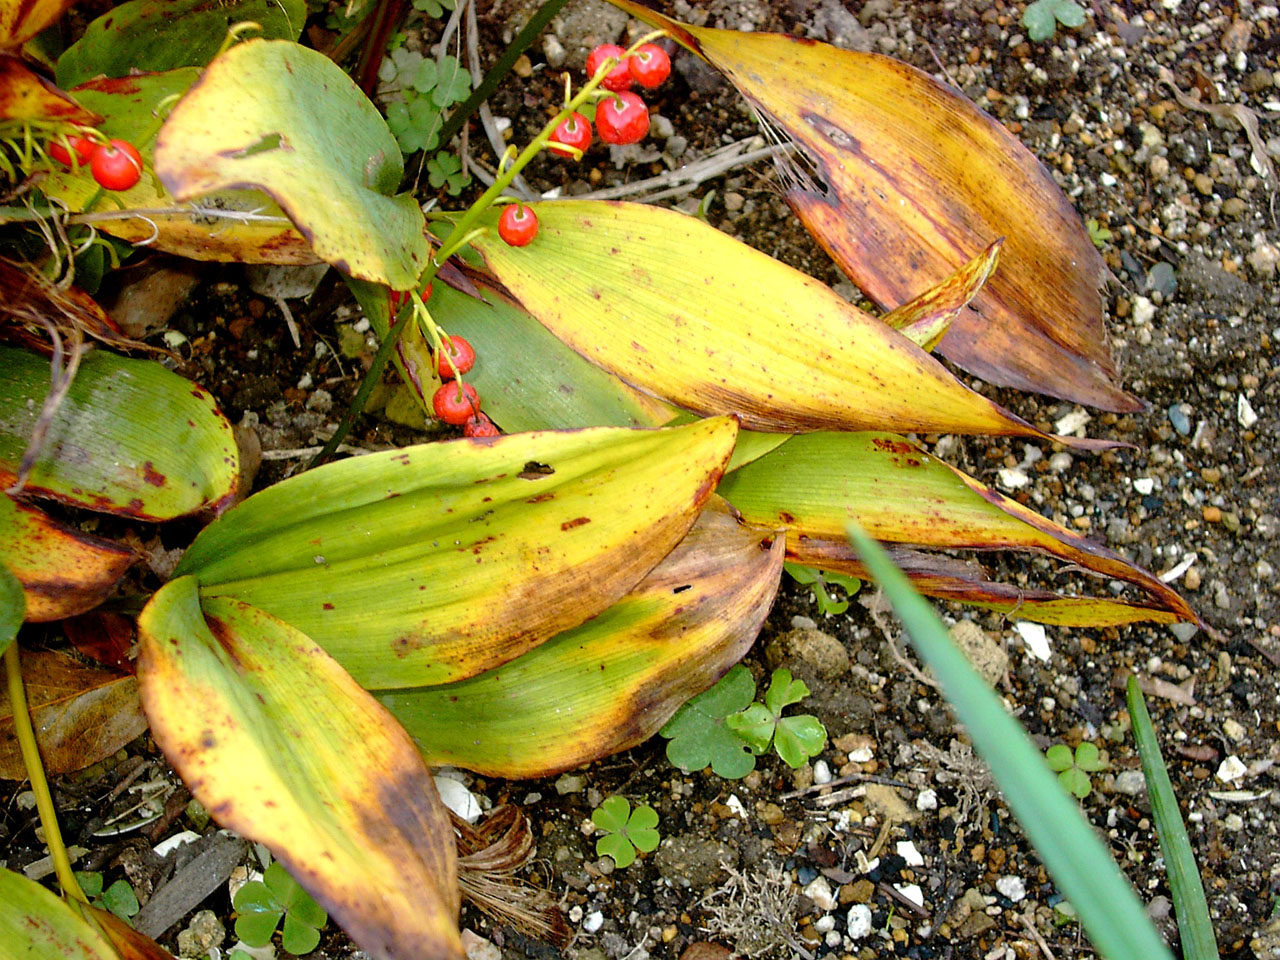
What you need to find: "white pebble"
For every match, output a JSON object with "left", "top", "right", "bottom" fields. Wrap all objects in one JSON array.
[
  {"left": 847, "top": 904, "right": 873, "bottom": 939},
  {"left": 1132, "top": 296, "right": 1156, "bottom": 325},
  {"left": 583, "top": 911, "right": 604, "bottom": 933},
  {"left": 896, "top": 840, "right": 924, "bottom": 867},
  {"left": 997, "top": 467, "right": 1029, "bottom": 490},
  {"left": 1054, "top": 408, "right": 1091, "bottom": 436},
  {"left": 916, "top": 788, "right": 938, "bottom": 812},
  {"left": 825, "top": 929, "right": 842, "bottom": 947},
  {"left": 813, "top": 760, "right": 833, "bottom": 785},
  {"left": 1133, "top": 477, "right": 1155, "bottom": 495},
  {"left": 1237, "top": 395, "right": 1259, "bottom": 428},
  {"left": 725, "top": 794, "right": 748, "bottom": 818},
  {"left": 1223, "top": 719, "right": 1246, "bottom": 742},
  {"left": 894, "top": 883, "right": 925, "bottom": 907},
  {"left": 996, "top": 876, "right": 1027, "bottom": 902},
  {"left": 1014, "top": 621, "right": 1051, "bottom": 661},
  {"left": 803, "top": 876, "right": 838, "bottom": 912},
  {"left": 815, "top": 915, "right": 836, "bottom": 933},
  {"left": 432, "top": 776, "right": 481, "bottom": 823},
  {"left": 1216, "top": 755, "right": 1248, "bottom": 783}
]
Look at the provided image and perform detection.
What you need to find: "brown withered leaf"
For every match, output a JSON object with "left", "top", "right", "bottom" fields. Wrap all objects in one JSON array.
[
  {"left": 606, "top": 1, "right": 1138, "bottom": 412},
  {"left": 0, "top": 54, "right": 99, "bottom": 123},
  {"left": 0, "top": 647, "right": 146, "bottom": 778}
]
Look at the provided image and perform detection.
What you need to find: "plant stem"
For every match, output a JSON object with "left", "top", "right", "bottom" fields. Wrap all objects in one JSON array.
[{"left": 2, "top": 644, "right": 87, "bottom": 904}]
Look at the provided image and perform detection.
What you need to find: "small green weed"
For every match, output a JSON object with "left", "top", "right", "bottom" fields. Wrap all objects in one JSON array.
[
  {"left": 725, "top": 668, "right": 827, "bottom": 769},
  {"left": 1045, "top": 741, "right": 1106, "bottom": 798},
  {"left": 233, "top": 860, "right": 328, "bottom": 955},
  {"left": 591, "top": 796, "right": 660, "bottom": 868},
  {"left": 1086, "top": 218, "right": 1113, "bottom": 249},
  {"left": 785, "top": 562, "right": 860, "bottom": 615},
  {"left": 74, "top": 871, "right": 139, "bottom": 924},
  {"left": 1023, "top": 0, "right": 1086, "bottom": 41}
]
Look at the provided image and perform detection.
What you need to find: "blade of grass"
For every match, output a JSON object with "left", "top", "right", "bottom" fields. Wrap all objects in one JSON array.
[
  {"left": 846, "top": 522, "right": 1173, "bottom": 960},
  {"left": 1126, "top": 675, "right": 1219, "bottom": 960}
]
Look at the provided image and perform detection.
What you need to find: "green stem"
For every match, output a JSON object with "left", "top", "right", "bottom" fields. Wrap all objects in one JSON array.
[
  {"left": 433, "top": 0, "right": 572, "bottom": 149},
  {"left": 3, "top": 644, "right": 87, "bottom": 904}
]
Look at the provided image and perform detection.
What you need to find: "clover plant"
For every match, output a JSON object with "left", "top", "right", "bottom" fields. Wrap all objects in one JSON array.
[
  {"left": 591, "top": 796, "right": 660, "bottom": 868},
  {"left": 1045, "top": 741, "right": 1107, "bottom": 799},
  {"left": 1022, "top": 0, "right": 1086, "bottom": 41},
  {"left": 725, "top": 668, "right": 827, "bottom": 769},
  {"left": 74, "top": 871, "right": 140, "bottom": 924},
  {"left": 784, "top": 562, "right": 861, "bottom": 616},
  {"left": 233, "top": 860, "right": 328, "bottom": 955},
  {"left": 660, "top": 664, "right": 760, "bottom": 778}
]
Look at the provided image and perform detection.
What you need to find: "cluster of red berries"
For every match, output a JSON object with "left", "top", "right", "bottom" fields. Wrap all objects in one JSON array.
[{"left": 48, "top": 135, "right": 143, "bottom": 191}]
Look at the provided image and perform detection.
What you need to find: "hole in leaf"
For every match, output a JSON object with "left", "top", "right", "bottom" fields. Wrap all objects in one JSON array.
[
  {"left": 518, "top": 461, "right": 554, "bottom": 480},
  {"left": 672, "top": 584, "right": 692, "bottom": 594},
  {"left": 228, "top": 133, "right": 288, "bottom": 158}
]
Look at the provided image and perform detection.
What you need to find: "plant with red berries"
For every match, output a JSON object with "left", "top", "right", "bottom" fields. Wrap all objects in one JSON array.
[
  {"left": 628, "top": 43, "right": 671, "bottom": 89},
  {"left": 595, "top": 90, "right": 650, "bottom": 146},
  {"left": 436, "top": 335, "right": 475, "bottom": 379},
  {"left": 548, "top": 112, "right": 592, "bottom": 159},
  {"left": 432, "top": 380, "right": 480, "bottom": 425},
  {"left": 497, "top": 204, "right": 538, "bottom": 246},
  {"left": 90, "top": 139, "right": 143, "bottom": 191}
]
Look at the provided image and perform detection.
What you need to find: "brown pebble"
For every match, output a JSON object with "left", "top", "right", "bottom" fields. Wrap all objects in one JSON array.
[
  {"left": 678, "top": 943, "right": 731, "bottom": 960},
  {"left": 512, "top": 54, "right": 533, "bottom": 78},
  {"left": 1201, "top": 467, "right": 1222, "bottom": 484},
  {"left": 1184, "top": 567, "right": 1202, "bottom": 590},
  {"left": 247, "top": 299, "right": 265, "bottom": 319},
  {"left": 1203, "top": 506, "right": 1222, "bottom": 523}
]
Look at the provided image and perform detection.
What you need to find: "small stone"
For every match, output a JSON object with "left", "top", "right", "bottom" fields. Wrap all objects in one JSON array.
[
  {"left": 765, "top": 628, "right": 849, "bottom": 679},
  {"left": 1167, "top": 403, "right": 1192, "bottom": 435},
  {"left": 583, "top": 911, "right": 604, "bottom": 933},
  {"left": 511, "top": 54, "right": 533, "bottom": 78},
  {"left": 461, "top": 929, "right": 502, "bottom": 960},
  {"left": 1237, "top": 395, "right": 1259, "bottom": 428},
  {"left": 434, "top": 776, "right": 482, "bottom": 823},
  {"left": 1223, "top": 718, "right": 1246, "bottom": 741},
  {"left": 555, "top": 773, "right": 587, "bottom": 795},
  {"left": 1222, "top": 197, "right": 1247, "bottom": 218},
  {"left": 1203, "top": 506, "right": 1222, "bottom": 523},
  {"left": 995, "top": 876, "right": 1027, "bottom": 903},
  {"left": 723, "top": 192, "right": 745, "bottom": 212},
  {"left": 176, "top": 910, "right": 224, "bottom": 958},
  {"left": 847, "top": 904, "right": 873, "bottom": 939},
  {"left": 1113, "top": 769, "right": 1147, "bottom": 795},
  {"left": 812, "top": 760, "right": 833, "bottom": 785},
  {"left": 758, "top": 802, "right": 785, "bottom": 825},
  {"left": 1247, "top": 243, "right": 1279, "bottom": 279},
  {"left": 1132, "top": 296, "right": 1156, "bottom": 325},
  {"left": 1216, "top": 755, "right": 1247, "bottom": 783},
  {"left": 896, "top": 840, "right": 924, "bottom": 867},
  {"left": 541, "top": 34, "right": 566, "bottom": 67},
  {"left": 1193, "top": 173, "right": 1214, "bottom": 196},
  {"left": 916, "top": 788, "right": 939, "bottom": 811},
  {"left": 1014, "top": 621, "right": 1050, "bottom": 661},
  {"left": 1184, "top": 566, "right": 1202, "bottom": 590},
  {"left": 950, "top": 620, "right": 1008, "bottom": 685},
  {"left": 803, "top": 876, "right": 839, "bottom": 912}
]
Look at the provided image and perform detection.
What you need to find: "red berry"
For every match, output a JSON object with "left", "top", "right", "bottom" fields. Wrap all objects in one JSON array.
[
  {"left": 548, "top": 112, "right": 592, "bottom": 158},
  {"left": 389, "top": 289, "right": 410, "bottom": 314},
  {"left": 497, "top": 204, "right": 538, "bottom": 246},
  {"left": 48, "top": 135, "right": 96, "bottom": 168},
  {"left": 90, "top": 139, "right": 142, "bottom": 191},
  {"left": 595, "top": 91, "right": 649, "bottom": 145},
  {"left": 437, "top": 335, "right": 475, "bottom": 379},
  {"left": 463, "top": 413, "right": 500, "bottom": 438},
  {"left": 628, "top": 44, "right": 670, "bottom": 89},
  {"left": 432, "top": 381, "right": 480, "bottom": 425},
  {"left": 586, "top": 44, "right": 632, "bottom": 92},
  {"left": 420, "top": 281, "right": 433, "bottom": 301}
]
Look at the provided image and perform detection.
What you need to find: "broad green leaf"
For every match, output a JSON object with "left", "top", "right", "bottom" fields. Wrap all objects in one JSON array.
[
  {"left": 0, "top": 346, "right": 238, "bottom": 520},
  {"left": 177, "top": 419, "right": 737, "bottom": 688},
  {"left": 660, "top": 661, "right": 758, "bottom": 779},
  {"left": 596, "top": 832, "right": 636, "bottom": 868},
  {"left": 0, "top": 54, "right": 99, "bottom": 123},
  {"left": 137, "top": 578, "right": 464, "bottom": 960},
  {"left": 0, "top": 647, "right": 147, "bottom": 778},
  {"left": 0, "top": 562, "right": 23, "bottom": 657},
  {"left": 592, "top": 795, "right": 631, "bottom": 833},
  {"left": 717, "top": 431, "right": 1196, "bottom": 626},
  {"left": 605, "top": 1, "right": 1134, "bottom": 412},
  {"left": 101, "top": 880, "right": 140, "bottom": 920},
  {"left": 415, "top": 274, "right": 677, "bottom": 432},
  {"left": 1, "top": 493, "right": 135, "bottom": 621},
  {"left": 1127, "top": 676, "right": 1220, "bottom": 960},
  {"left": 379, "top": 498, "right": 784, "bottom": 777},
  {"left": 0, "top": 867, "right": 119, "bottom": 960},
  {"left": 774, "top": 715, "right": 826, "bottom": 768},
  {"left": 1074, "top": 742, "right": 1105, "bottom": 772},
  {"left": 155, "top": 39, "right": 429, "bottom": 288},
  {"left": 282, "top": 913, "right": 322, "bottom": 955},
  {"left": 36, "top": 70, "right": 317, "bottom": 263},
  {"left": 847, "top": 524, "right": 1174, "bottom": 960},
  {"left": 466, "top": 201, "right": 1091, "bottom": 442},
  {"left": 57, "top": 0, "right": 306, "bottom": 88},
  {"left": 235, "top": 906, "right": 282, "bottom": 948}
]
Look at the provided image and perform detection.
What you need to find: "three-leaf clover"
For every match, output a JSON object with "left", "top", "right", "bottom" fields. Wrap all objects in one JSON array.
[
  {"left": 233, "top": 861, "right": 328, "bottom": 955},
  {"left": 785, "top": 562, "right": 861, "bottom": 616},
  {"left": 1046, "top": 741, "right": 1107, "bottom": 799},
  {"left": 75, "top": 871, "right": 140, "bottom": 924},
  {"left": 726, "top": 668, "right": 828, "bottom": 768},
  {"left": 411, "top": 0, "right": 456, "bottom": 19},
  {"left": 592, "top": 796, "right": 660, "bottom": 868},
  {"left": 386, "top": 98, "right": 444, "bottom": 154},
  {"left": 660, "top": 664, "right": 760, "bottom": 778},
  {"left": 1022, "top": 0, "right": 1086, "bottom": 41},
  {"left": 427, "top": 152, "right": 471, "bottom": 195}
]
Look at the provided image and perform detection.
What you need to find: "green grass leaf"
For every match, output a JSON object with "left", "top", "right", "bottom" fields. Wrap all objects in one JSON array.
[{"left": 846, "top": 522, "right": 1174, "bottom": 960}]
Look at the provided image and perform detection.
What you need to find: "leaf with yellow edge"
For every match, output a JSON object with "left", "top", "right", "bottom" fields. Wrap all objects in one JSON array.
[
  {"left": 175, "top": 418, "right": 738, "bottom": 688},
  {"left": 881, "top": 238, "right": 1002, "bottom": 352},
  {"left": 466, "top": 201, "right": 1101, "bottom": 445},
  {"left": 155, "top": 39, "right": 429, "bottom": 287},
  {"left": 0, "top": 493, "right": 136, "bottom": 621},
  {"left": 0, "top": 54, "right": 99, "bottom": 123},
  {"left": 379, "top": 497, "right": 784, "bottom": 778},
  {"left": 606, "top": 1, "right": 1136, "bottom": 413},
  {"left": 0, "top": 867, "right": 121, "bottom": 960},
  {"left": 0, "top": 0, "right": 75, "bottom": 49},
  {"left": 716, "top": 432, "right": 1196, "bottom": 626},
  {"left": 35, "top": 70, "right": 317, "bottom": 263},
  {"left": 137, "top": 577, "right": 463, "bottom": 960}
]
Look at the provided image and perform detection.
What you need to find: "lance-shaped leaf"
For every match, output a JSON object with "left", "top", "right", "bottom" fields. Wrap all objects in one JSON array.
[
  {"left": 0, "top": 346, "right": 239, "bottom": 520},
  {"left": 0, "top": 563, "right": 20, "bottom": 658},
  {"left": 0, "top": 647, "right": 147, "bottom": 778},
  {"left": 377, "top": 497, "right": 784, "bottom": 778},
  {"left": 0, "top": 867, "right": 120, "bottom": 959},
  {"left": 176, "top": 418, "right": 738, "bottom": 688},
  {"left": 466, "top": 201, "right": 1097, "bottom": 444},
  {"left": 155, "top": 39, "right": 429, "bottom": 288},
  {"left": 57, "top": 0, "right": 307, "bottom": 88},
  {"left": 0, "top": 493, "right": 136, "bottom": 621},
  {"left": 36, "top": 70, "right": 317, "bottom": 263},
  {"left": 137, "top": 577, "right": 464, "bottom": 960},
  {"left": 607, "top": 1, "right": 1135, "bottom": 412},
  {"left": 0, "top": 54, "right": 99, "bottom": 123},
  {"left": 881, "top": 239, "right": 1001, "bottom": 352},
  {"left": 716, "top": 432, "right": 1196, "bottom": 626},
  {"left": 0, "top": 0, "right": 75, "bottom": 48}
]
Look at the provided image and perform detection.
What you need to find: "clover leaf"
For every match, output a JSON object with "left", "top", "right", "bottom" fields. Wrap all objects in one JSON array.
[
  {"left": 412, "top": 0, "right": 456, "bottom": 19},
  {"left": 592, "top": 796, "right": 660, "bottom": 868},
  {"left": 233, "top": 861, "right": 328, "bottom": 955},
  {"left": 386, "top": 98, "right": 444, "bottom": 154},
  {"left": 431, "top": 55, "right": 471, "bottom": 108},
  {"left": 1023, "top": 0, "right": 1086, "bottom": 41},
  {"left": 74, "top": 871, "right": 140, "bottom": 924},
  {"left": 427, "top": 151, "right": 471, "bottom": 196},
  {"left": 725, "top": 668, "right": 827, "bottom": 769},
  {"left": 660, "top": 664, "right": 759, "bottom": 778},
  {"left": 1046, "top": 741, "right": 1107, "bottom": 799},
  {"left": 785, "top": 563, "right": 860, "bottom": 616}
]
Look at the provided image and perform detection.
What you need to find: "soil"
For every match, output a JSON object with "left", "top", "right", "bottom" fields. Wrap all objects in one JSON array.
[{"left": 4, "top": 1, "right": 1280, "bottom": 959}]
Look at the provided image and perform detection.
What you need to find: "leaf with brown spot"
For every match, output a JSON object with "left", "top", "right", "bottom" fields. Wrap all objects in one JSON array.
[
  {"left": 1, "top": 493, "right": 136, "bottom": 621},
  {"left": 0, "top": 54, "right": 99, "bottom": 123},
  {"left": 0, "top": 866, "right": 121, "bottom": 959},
  {"left": 0, "top": 0, "right": 76, "bottom": 49},
  {"left": 466, "top": 201, "right": 1104, "bottom": 446},
  {"left": 716, "top": 432, "right": 1196, "bottom": 626},
  {"left": 0, "top": 647, "right": 146, "bottom": 778},
  {"left": 137, "top": 576, "right": 463, "bottom": 960},
  {"left": 606, "top": 1, "right": 1136, "bottom": 412},
  {"left": 0, "top": 346, "right": 239, "bottom": 520},
  {"left": 377, "top": 497, "right": 784, "bottom": 777},
  {"left": 881, "top": 238, "right": 1001, "bottom": 352},
  {"left": 175, "top": 418, "right": 738, "bottom": 688}
]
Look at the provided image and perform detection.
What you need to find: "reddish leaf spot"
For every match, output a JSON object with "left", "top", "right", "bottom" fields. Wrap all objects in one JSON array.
[
  {"left": 560, "top": 517, "right": 591, "bottom": 531},
  {"left": 142, "top": 461, "right": 166, "bottom": 487}
]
